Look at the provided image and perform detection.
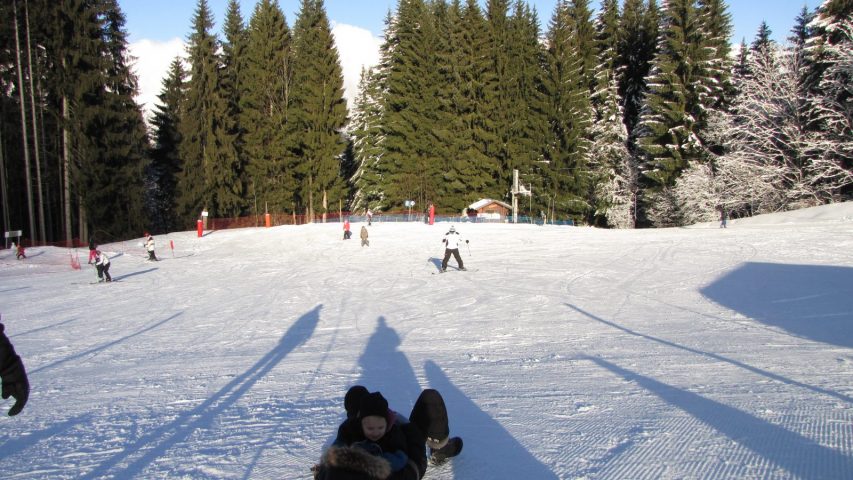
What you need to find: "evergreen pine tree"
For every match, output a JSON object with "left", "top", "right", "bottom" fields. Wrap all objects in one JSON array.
[
  {"left": 240, "top": 0, "right": 295, "bottom": 215},
  {"left": 349, "top": 68, "right": 385, "bottom": 212},
  {"left": 541, "top": 1, "right": 593, "bottom": 220},
  {"left": 616, "top": 0, "right": 658, "bottom": 148},
  {"left": 148, "top": 58, "right": 186, "bottom": 234},
  {"left": 380, "top": 0, "right": 445, "bottom": 210},
  {"left": 177, "top": 0, "right": 242, "bottom": 222},
  {"left": 290, "top": 0, "right": 348, "bottom": 220},
  {"left": 637, "top": 0, "right": 708, "bottom": 190}
]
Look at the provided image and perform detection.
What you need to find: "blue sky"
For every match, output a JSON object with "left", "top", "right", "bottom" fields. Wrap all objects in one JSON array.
[
  {"left": 124, "top": 0, "right": 824, "bottom": 117},
  {"left": 123, "top": 0, "right": 823, "bottom": 45}
]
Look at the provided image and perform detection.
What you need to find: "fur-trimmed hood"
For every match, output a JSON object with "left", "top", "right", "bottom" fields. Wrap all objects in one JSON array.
[{"left": 320, "top": 445, "right": 392, "bottom": 480}]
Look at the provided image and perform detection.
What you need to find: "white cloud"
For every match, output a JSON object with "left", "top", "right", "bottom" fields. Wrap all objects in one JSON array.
[
  {"left": 331, "top": 22, "right": 383, "bottom": 109},
  {"left": 129, "top": 23, "right": 381, "bottom": 123},
  {"left": 129, "top": 38, "right": 187, "bottom": 119}
]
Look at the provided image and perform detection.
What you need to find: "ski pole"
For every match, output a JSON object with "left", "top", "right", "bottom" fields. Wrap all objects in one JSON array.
[{"left": 466, "top": 242, "right": 471, "bottom": 257}]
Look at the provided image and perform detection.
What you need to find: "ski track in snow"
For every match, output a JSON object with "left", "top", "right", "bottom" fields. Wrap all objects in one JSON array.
[{"left": 2, "top": 203, "right": 853, "bottom": 479}]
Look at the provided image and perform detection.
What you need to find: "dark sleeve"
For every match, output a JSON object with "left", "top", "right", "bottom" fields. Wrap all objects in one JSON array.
[
  {"left": 333, "top": 419, "right": 362, "bottom": 447},
  {"left": 0, "top": 324, "right": 17, "bottom": 370}
]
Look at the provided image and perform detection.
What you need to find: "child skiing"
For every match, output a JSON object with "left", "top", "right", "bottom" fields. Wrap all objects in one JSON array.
[
  {"left": 440, "top": 226, "right": 468, "bottom": 272},
  {"left": 15, "top": 242, "right": 26, "bottom": 260},
  {"left": 94, "top": 250, "right": 112, "bottom": 283},
  {"left": 360, "top": 226, "right": 369, "bottom": 247},
  {"left": 145, "top": 235, "right": 158, "bottom": 261},
  {"left": 343, "top": 219, "right": 352, "bottom": 240},
  {"left": 88, "top": 237, "right": 97, "bottom": 264}
]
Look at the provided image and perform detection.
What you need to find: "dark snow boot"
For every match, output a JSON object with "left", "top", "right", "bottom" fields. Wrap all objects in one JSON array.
[
  {"left": 410, "top": 389, "right": 450, "bottom": 449},
  {"left": 429, "top": 437, "right": 463, "bottom": 465}
]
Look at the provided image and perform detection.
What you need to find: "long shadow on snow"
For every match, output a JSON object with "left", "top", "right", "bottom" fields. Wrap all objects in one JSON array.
[
  {"left": 424, "top": 360, "right": 559, "bottom": 479},
  {"left": 111, "top": 267, "right": 157, "bottom": 282},
  {"left": 356, "top": 316, "right": 425, "bottom": 418},
  {"left": 701, "top": 262, "right": 853, "bottom": 349},
  {"left": 587, "top": 356, "right": 853, "bottom": 478},
  {"left": 0, "top": 414, "right": 91, "bottom": 461},
  {"left": 78, "top": 305, "right": 321, "bottom": 480},
  {"left": 567, "top": 303, "right": 853, "bottom": 404},
  {"left": 29, "top": 312, "right": 181, "bottom": 375}
]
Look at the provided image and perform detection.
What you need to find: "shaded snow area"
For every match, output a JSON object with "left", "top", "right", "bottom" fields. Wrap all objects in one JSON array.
[{"left": 2, "top": 202, "right": 853, "bottom": 479}]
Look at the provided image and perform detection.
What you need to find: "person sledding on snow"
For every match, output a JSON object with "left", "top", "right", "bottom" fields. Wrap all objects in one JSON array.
[
  {"left": 94, "top": 250, "right": 112, "bottom": 283},
  {"left": 145, "top": 235, "right": 158, "bottom": 261},
  {"left": 313, "top": 386, "right": 462, "bottom": 480},
  {"left": 440, "top": 225, "right": 467, "bottom": 272}
]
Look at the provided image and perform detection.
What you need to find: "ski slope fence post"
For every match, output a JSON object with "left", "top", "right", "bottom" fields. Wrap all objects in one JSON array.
[{"left": 170, "top": 240, "right": 175, "bottom": 258}]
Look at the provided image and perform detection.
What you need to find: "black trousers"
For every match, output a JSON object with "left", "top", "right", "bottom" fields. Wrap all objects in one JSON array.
[
  {"left": 96, "top": 263, "right": 111, "bottom": 281},
  {"left": 441, "top": 248, "right": 463, "bottom": 270}
]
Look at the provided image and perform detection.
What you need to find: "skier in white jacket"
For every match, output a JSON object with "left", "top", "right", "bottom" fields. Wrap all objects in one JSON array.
[{"left": 440, "top": 225, "right": 468, "bottom": 272}]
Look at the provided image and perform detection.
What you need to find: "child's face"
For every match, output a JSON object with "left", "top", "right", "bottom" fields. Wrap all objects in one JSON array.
[{"left": 361, "top": 415, "right": 388, "bottom": 442}]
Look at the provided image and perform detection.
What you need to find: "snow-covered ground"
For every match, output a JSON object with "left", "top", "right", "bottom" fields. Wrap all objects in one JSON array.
[{"left": 1, "top": 203, "right": 853, "bottom": 479}]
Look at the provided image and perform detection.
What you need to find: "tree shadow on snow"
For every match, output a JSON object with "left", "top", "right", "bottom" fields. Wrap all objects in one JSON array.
[
  {"left": 0, "top": 414, "right": 92, "bottom": 461},
  {"left": 424, "top": 360, "right": 559, "bottom": 479},
  {"left": 566, "top": 303, "right": 853, "bottom": 404},
  {"left": 78, "top": 305, "right": 321, "bottom": 480},
  {"left": 30, "top": 312, "right": 182, "bottom": 375},
  {"left": 701, "top": 262, "right": 853, "bottom": 349},
  {"left": 587, "top": 356, "right": 853, "bottom": 478}
]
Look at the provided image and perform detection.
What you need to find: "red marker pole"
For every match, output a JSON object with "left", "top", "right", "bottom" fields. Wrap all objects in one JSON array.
[
  {"left": 170, "top": 240, "right": 175, "bottom": 258},
  {"left": 197, "top": 219, "right": 203, "bottom": 238}
]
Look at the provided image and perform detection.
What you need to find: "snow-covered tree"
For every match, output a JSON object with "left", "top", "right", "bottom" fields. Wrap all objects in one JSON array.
[{"left": 714, "top": 42, "right": 852, "bottom": 215}]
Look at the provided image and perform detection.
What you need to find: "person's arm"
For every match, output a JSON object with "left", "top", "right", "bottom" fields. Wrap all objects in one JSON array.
[
  {"left": 0, "top": 323, "right": 29, "bottom": 416},
  {"left": 381, "top": 450, "right": 409, "bottom": 472}
]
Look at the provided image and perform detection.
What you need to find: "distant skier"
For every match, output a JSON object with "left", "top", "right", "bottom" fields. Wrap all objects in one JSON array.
[
  {"left": 360, "top": 225, "right": 369, "bottom": 247},
  {"left": 94, "top": 250, "right": 112, "bottom": 283},
  {"left": 720, "top": 207, "right": 727, "bottom": 228},
  {"left": 343, "top": 219, "right": 352, "bottom": 240},
  {"left": 15, "top": 242, "right": 26, "bottom": 260},
  {"left": 146, "top": 235, "right": 158, "bottom": 261},
  {"left": 0, "top": 318, "right": 29, "bottom": 416},
  {"left": 88, "top": 236, "right": 97, "bottom": 264},
  {"left": 440, "top": 225, "right": 467, "bottom": 272},
  {"left": 367, "top": 209, "right": 373, "bottom": 226}
]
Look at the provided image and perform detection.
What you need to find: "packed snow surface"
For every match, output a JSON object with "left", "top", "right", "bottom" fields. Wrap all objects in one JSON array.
[{"left": 2, "top": 203, "right": 853, "bottom": 479}]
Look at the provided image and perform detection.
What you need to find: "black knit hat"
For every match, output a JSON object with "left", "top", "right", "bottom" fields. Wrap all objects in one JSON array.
[
  {"left": 344, "top": 385, "right": 369, "bottom": 419},
  {"left": 358, "top": 392, "right": 389, "bottom": 421}
]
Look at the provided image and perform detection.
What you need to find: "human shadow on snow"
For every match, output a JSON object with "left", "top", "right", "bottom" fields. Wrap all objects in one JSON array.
[
  {"left": 78, "top": 305, "right": 321, "bottom": 479},
  {"left": 587, "top": 356, "right": 853, "bottom": 478},
  {"left": 701, "top": 262, "right": 853, "bottom": 349},
  {"left": 567, "top": 303, "right": 853, "bottom": 404},
  {"left": 424, "top": 360, "right": 559, "bottom": 479},
  {"left": 355, "top": 316, "right": 424, "bottom": 415},
  {"left": 111, "top": 267, "right": 157, "bottom": 282}
]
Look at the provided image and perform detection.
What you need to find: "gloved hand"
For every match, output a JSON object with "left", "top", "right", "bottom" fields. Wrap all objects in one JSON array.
[
  {"left": 353, "top": 440, "right": 383, "bottom": 456},
  {"left": 465, "top": 240, "right": 469, "bottom": 244},
  {"left": 0, "top": 327, "right": 29, "bottom": 416}
]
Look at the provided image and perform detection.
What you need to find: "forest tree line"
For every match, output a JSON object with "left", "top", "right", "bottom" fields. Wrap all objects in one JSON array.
[{"left": 1, "top": 0, "right": 851, "bottom": 244}]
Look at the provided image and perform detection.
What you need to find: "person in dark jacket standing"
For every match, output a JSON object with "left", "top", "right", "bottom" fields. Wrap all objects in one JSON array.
[
  {"left": 0, "top": 318, "right": 29, "bottom": 416},
  {"left": 440, "top": 226, "right": 467, "bottom": 272}
]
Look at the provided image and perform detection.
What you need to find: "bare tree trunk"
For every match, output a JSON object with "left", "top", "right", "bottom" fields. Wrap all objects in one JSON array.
[
  {"left": 24, "top": 0, "right": 46, "bottom": 242},
  {"left": 63, "top": 95, "right": 72, "bottom": 246},
  {"left": 13, "top": 0, "right": 36, "bottom": 243},
  {"left": 0, "top": 126, "right": 9, "bottom": 235}
]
